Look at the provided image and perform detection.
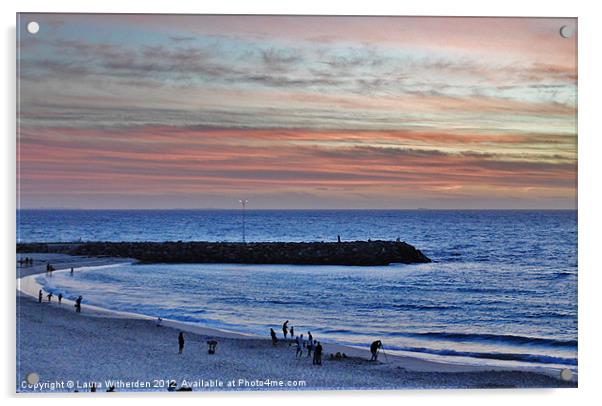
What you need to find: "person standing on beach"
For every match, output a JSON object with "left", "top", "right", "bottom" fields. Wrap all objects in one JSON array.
[
  {"left": 178, "top": 332, "right": 185, "bottom": 354},
  {"left": 370, "top": 340, "right": 383, "bottom": 361},
  {"left": 270, "top": 328, "right": 278, "bottom": 346},
  {"left": 307, "top": 338, "right": 314, "bottom": 358},
  {"left": 70, "top": 267, "right": 74, "bottom": 275},
  {"left": 58, "top": 293, "right": 62, "bottom": 304},
  {"left": 290, "top": 326, "right": 295, "bottom": 339},
  {"left": 295, "top": 334, "right": 304, "bottom": 357},
  {"left": 47, "top": 292, "right": 53, "bottom": 302},
  {"left": 38, "top": 289, "right": 43, "bottom": 303},
  {"left": 314, "top": 342, "right": 323, "bottom": 365},
  {"left": 282, "top": 320, "right": 289, "bottom": 340},
  {"left": 74, "top": 295, "right": 82, "bottom": 313}
]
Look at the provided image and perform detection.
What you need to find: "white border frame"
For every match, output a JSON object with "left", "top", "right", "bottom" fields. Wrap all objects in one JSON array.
[{"left": 3, "top": 1, "right": 600, "bottom": 406}]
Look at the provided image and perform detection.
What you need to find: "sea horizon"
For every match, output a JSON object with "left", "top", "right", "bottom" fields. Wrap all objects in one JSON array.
[{"left": 17, "top": 208, "right": 578, "bottom": 212}]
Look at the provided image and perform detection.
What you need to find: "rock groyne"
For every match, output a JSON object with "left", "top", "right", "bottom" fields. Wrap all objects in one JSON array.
[{"left": 17, "top": 240, "right": 431, "bottom": 266}]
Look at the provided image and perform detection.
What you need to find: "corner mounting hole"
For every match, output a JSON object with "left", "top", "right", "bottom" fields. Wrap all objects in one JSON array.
[
  {"left": 26, "top": 372, "right": 39, "bottom": 384},
  {"left": 559, "top": 25, "right": 574, "bottom": 39},
  {"left": 560, "top": 368, "right": 573, "bottom": 381},
  {"left": 27, "top": 21, "right": 40, "bottom": 35}
]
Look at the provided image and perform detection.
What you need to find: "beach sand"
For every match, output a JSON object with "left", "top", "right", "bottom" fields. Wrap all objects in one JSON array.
[{"left": 16, "top": 254, "right": 576, "bottom": 393}]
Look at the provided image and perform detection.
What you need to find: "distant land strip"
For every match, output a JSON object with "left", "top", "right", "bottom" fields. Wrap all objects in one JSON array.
[{"left": 16, "top": 241, "right": 432, "bottom": 266}]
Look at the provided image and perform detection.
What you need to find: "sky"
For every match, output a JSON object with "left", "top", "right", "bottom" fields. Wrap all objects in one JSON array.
[{"left": 17, "top": 14, "right": 577, "bottom": 209}]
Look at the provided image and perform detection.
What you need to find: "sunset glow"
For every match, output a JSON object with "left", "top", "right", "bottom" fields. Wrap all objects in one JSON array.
[{"left": 17, "top": 14, "right": 577, "bottom": 209}]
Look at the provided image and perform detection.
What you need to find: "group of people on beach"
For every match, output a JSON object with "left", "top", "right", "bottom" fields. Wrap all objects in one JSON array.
[
  {"left": 38, "top": 289, "right": 63, "bottom": 304},
  {"left": 176, "top": 331, "right": 218, "bottom": 356},
  {"left": 271, "top": 320, "right": 324, "bottom": 365},
  {"left": 36, "top": 265, "right": 82, "bottom": 311},
  {"left": 270, "top": 320, "right": 386, "bottom": 364},
  {"left": 38, "top": 288, "right": 82, "bottom": 312},
  {"left": 18, "top": 257, "right": 34, "bottom": 267}
]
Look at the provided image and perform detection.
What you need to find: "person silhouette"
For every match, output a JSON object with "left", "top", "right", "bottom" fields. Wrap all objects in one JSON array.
[
  {"left": 178, "top": 332, "right": 185, "bottom": 354},
  {"left": 307, "top": 338, "right": 314, "bottom": 358},
  {"left": 282, "top": 320, "right": 289, "bottom": 340},
  {"left": 270, "top": 328, "right": 278, "bottom": 346},
  {"left": 370, "top": 340, "right": 383, "bottom": 361},
  {"left": 58, "top": 293, "right": 63, "bottom": 304},
  {"left": 38, "top": 289, "right": 43, "bottom": 303},
  {"left": 74, "top": 296, "right": 82, "bottom": 313},
  {"left": 314, "top": 342, "right": 323, "bottom": 365},
  {"left": 295, "top": 334, "right": 304, "bottom": 357}
]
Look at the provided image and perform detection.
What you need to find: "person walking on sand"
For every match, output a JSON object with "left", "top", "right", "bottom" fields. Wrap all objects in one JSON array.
[
  {"left": 370, "top": 340, "right": 383, "bottom": 361},
  {"left": 178, "top": 332, "right": 185, "bottom": 354},
  {"left": 38, "top": 289, "right": 43, "bottom": 303},
  {"left": 58, "top": 293, "right": 62, "bottom": 304},
  {"left": 314, "top": 342, "right": 323, "bottom": 365},
  {"left": 270, "top": 328, "right": 278, "bottom": 346},
  {"left": 295, "top": 334, "right": 304, "bottom": 358},
  {"left": 282, "top": 320, "right": 289, "bottom": 340},
  {"left": 74, "top": 295, "right": 82, "bottom": 313}
]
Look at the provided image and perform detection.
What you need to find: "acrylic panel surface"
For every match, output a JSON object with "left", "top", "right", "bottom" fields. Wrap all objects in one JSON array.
[{"left": 16, "top": 14, "right": 577, "bottom": 393}]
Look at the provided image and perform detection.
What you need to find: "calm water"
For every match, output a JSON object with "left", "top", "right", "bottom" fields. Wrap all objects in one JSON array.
[{"left": 19, "top": 209, "right": 578, "bottom": 370}]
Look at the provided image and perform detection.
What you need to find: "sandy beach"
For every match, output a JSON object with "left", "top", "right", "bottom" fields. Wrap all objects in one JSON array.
[{"left": 16, "top": 254, "right": 576, "bottom": 393}]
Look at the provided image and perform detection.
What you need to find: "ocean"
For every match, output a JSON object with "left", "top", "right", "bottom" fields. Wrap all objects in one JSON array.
[{"left": 18, "top": 209, "right": 578, "bottom": 371}]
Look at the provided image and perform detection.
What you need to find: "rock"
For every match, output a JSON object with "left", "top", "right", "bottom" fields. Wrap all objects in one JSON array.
[{"left": 17, "top": 240, "right": 431, "bottom": 266}]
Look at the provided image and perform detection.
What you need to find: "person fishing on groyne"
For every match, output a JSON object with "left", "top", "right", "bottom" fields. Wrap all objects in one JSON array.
[{"left": 370, "top": 340, "right": 383, "bottom": 361}]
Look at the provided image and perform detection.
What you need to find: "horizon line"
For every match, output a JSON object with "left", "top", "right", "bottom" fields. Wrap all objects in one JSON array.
[{"left": 16, "top": 207, "right": 577, "bottom": 211}]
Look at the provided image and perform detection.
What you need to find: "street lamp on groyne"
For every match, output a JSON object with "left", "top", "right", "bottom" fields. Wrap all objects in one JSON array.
[{"left": 239, "top": 199, "right": 248, "bottom": 243}]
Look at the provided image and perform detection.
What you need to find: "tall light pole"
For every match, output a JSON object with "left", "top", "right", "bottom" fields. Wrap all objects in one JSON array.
[{"left": 239, "top": 199, "right": 248, "bottom": 243}]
